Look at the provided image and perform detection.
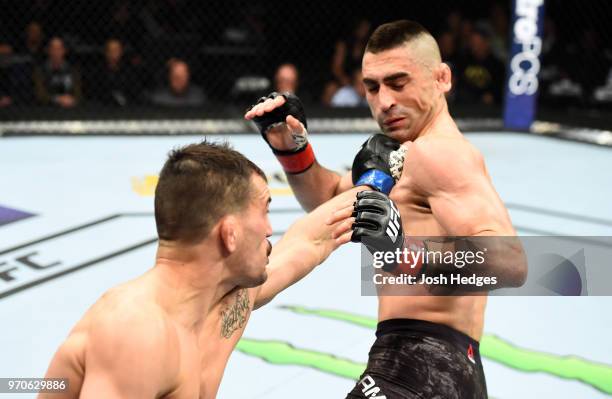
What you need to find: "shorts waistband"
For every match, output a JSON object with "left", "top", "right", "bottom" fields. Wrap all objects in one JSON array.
[{"left": 376, "top": 318, "right": 480, "bottom": 352}]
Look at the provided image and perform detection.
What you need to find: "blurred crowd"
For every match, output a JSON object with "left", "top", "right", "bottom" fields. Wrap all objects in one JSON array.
[{"left": 1, "top": 0, "right": 611, "bottom": 109}]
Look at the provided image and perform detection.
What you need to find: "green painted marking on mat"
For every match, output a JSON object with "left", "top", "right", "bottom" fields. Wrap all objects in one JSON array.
[
  {"left": 279, "top": 305, "right": 378, "bottom": 329},
  {"left": 481, "top": 334, "right": 612, "bottom": 395},
  {"left": 235, "top": 339, "right": 365, "bottom": 379},
  {"left": 235, "top": 305, "right": 612, "bottom": 395}
]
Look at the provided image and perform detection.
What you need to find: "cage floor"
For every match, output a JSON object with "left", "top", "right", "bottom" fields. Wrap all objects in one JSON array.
[{"left": 1, "top": 132, "right": 611, "bottom": 398}]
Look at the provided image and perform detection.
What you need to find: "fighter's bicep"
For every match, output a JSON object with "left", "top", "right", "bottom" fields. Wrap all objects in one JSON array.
[
  {"left": 252, "top": 247, "right": 300, "bottom": 309},
  {"left": 429, "top": 176, "right": 509, "bottom": 236}
]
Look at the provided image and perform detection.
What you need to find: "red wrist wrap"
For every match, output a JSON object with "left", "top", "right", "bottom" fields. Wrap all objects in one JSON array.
[{"left": 275, "top": 143, "right": 315, "bottom": 174}]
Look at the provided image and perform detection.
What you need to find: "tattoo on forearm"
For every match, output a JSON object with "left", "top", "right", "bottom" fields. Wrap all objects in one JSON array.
[{"left": 220, "top": 289, "right": 250, "bottom": 338}]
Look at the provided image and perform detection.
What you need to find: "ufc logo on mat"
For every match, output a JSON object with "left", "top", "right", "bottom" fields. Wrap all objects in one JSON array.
[
  {"left": 385, "top": 200, "right": 401, "bottom": 243},
  {"left": 359, "top": 375, "right": 387, "bottom": 399}
]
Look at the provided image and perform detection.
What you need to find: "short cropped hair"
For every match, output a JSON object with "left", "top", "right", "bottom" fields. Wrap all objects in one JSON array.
[
  {"left": 365, "top": 20, "right": 431, "bottom": 54},
  {"left": 154, "top": 140, "right": 266, "bottom": 243}
]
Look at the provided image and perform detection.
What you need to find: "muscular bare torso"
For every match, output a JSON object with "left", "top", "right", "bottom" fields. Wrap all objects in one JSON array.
[
  {"left": 41, "top": 279, "right": 256, "bottom": 399},
  {"left": 383, "top": 186, "right": 487, "bottom": 340},
  {"left": 379, "top": 129, "right": 492, "bottom": 341}
]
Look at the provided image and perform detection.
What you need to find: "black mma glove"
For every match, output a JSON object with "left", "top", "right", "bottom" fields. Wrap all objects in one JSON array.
[
  {"left": 352, "top": 134, "right": 405, "bottom": 195},
  {"left": 248, "top": 92, "right": 314, "bottom": 174},
  {"left": 351, "top": 190, "right": 426, "bottom": 276}
]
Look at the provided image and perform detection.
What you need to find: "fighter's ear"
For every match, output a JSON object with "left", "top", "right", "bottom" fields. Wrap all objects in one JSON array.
[
  {"left": 435, "top": 63, "right": 452, "bottom": 94},
  {"left": 219, "top": 215, "right": 239, "bottom": 254}
]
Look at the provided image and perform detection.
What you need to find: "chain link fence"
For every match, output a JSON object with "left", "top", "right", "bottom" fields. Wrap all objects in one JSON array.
[{"left": 0, "top": 0, "right": 610, "bottom": 115}]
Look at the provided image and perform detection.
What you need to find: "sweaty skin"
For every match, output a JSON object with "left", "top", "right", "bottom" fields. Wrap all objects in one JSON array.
[
  {"left": 40, "top": 176, "right": 361, "bottom": 399},
  {"left": 246, "top": 40, "right": 522, "bottom": 341}
]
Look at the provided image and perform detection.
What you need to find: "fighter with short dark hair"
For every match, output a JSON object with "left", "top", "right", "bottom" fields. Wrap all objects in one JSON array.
[
  {"left": 246, "top": 20, "right": 527, "bottom": 399},
  {"left": 41, "top": 141, "right": 361, "bottom": 399}
]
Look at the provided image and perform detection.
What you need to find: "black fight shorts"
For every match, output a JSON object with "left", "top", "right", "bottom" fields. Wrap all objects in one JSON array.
[{"left": 345, "top": 319, "right": 487, "bottom": 399}]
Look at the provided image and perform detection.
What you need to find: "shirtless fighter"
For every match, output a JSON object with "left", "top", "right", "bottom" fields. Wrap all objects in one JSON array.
[
  {"left": 40, "top": 141, "right": 360, "bottom": 398},
  {"left": 246, "top": 20, "right": 527, "bottom": 398}
]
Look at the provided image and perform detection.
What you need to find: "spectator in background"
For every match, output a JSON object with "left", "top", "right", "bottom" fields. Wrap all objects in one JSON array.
[
  {"left": 17, "top": 21, "right": 45, "bottom": 64},
  {"left": 150, "top": 59, "right": 206, "bottom": 107},
  {"left": 322, "top": 18, "right": 371, "bottom": 106},
  {"left": 274, "top": 63, "right": 299, "bottom": 94},
  {"left": 455, "top": 27, "right": 505, "bottom": 105},
  {"left": 2, "top": 23, "right": 41, "bottom": 107},
  {"left": 33, "top": 37, "right": 81, "bottom": 107},
  {"left": 330, "top": 68, "right": 367, "bottom": 107},
  {"left": 89, "top": 38, "right": 136, "bottom": 106}
]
